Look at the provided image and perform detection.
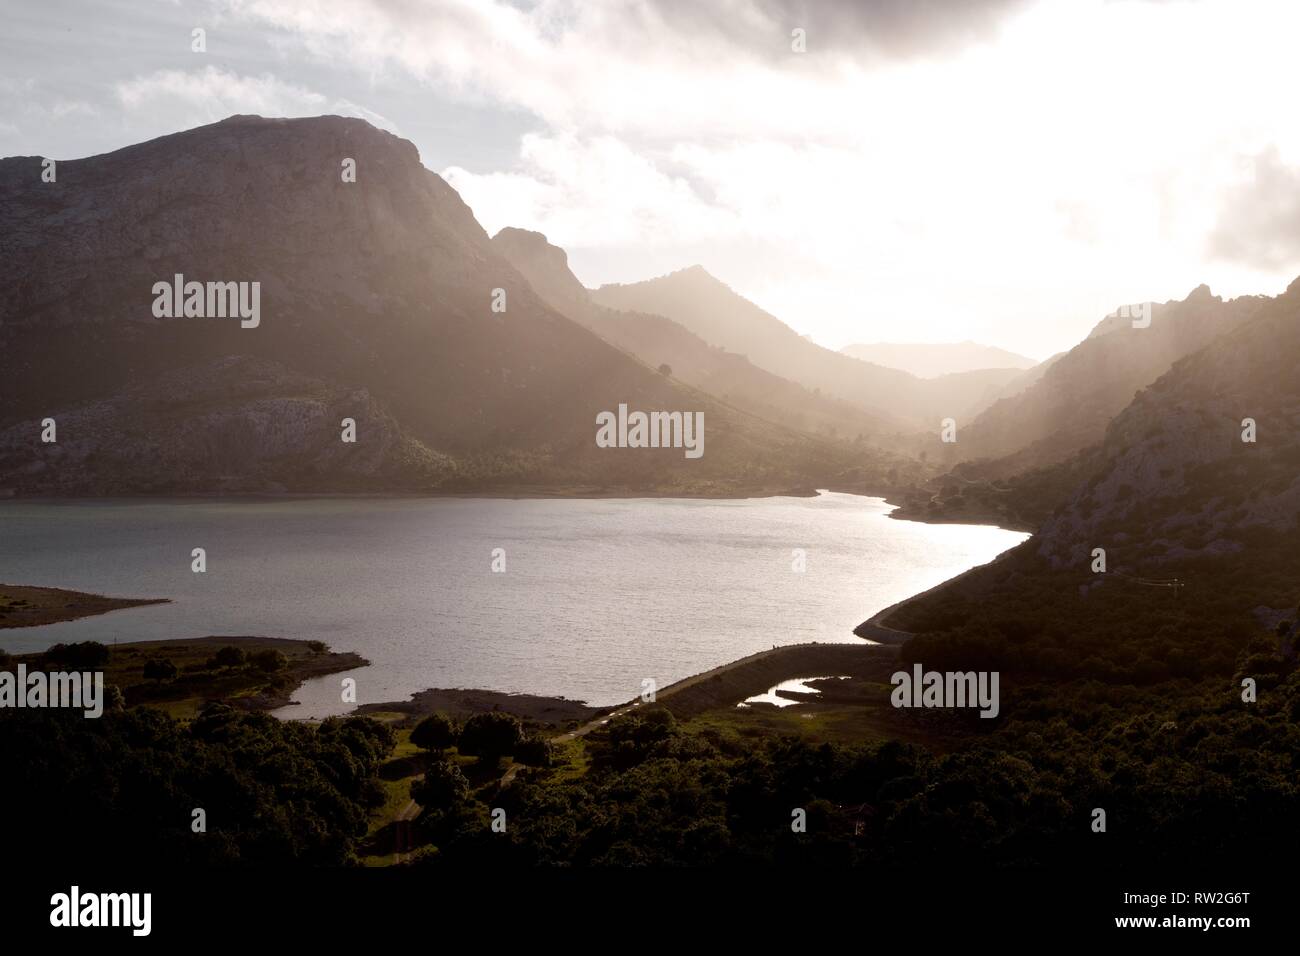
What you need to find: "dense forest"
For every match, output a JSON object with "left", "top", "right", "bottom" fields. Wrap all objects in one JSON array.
[{"left": 0, "top": 702, "right": 393, "bottom": 864}]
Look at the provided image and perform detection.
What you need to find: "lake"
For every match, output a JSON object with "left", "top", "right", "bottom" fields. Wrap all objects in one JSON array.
[{"left": 0, "top": 493, "right": 1027, "bottom": 717}]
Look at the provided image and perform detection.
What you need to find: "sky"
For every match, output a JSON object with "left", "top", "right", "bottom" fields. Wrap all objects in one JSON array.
[{"left": 4, "top": 0, "right": 1300, "bottom": 360}]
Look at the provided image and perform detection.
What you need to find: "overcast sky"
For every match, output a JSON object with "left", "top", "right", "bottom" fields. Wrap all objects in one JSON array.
[{"left": 4, "top": 0, "right": 1300, "bottom": 359}]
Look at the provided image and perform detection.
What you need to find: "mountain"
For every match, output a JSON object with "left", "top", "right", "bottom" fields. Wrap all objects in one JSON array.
[
  {"left": 924, "top": 366, "right": 1035, "bottom": 421},
  {"left": 491, "top": 228, "right": 914, "bottom": 452},
  {"left": 947, "top": 285, "right": 1266, "bottom": 475},
  {"left": 890, "top": 274, "right": 1300, "bottom": 684},
  {"left": 1034, "top": 276, "right": 1300, "bottom": 571},
  {"left": 0, "top": 356, "right": 453, "bottom": 494},
  {"left": 589, "top": 266, "right": 1014, "bottom": 426},
  {"left": 840, "top": 341, "right": 1036, "bottom": 377},
  {"left": 0, "top": 115, "right": 865, "bottom": 496},
  {"left": 590, "top": 267, "right": 936, "bottom": 423}
]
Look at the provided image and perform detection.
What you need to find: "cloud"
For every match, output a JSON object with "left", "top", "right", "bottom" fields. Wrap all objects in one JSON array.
[
  {"left": 188, "top": 0, "right": 1300, "bottom": 354},
  {"left": 0, "top": 77, "right": 98, "bottom": 148},
  {"left": 643, "top": 0, "right": 1031, "bottom": 59},
  {"left": 220, "top": 0, "right": 920, "bottom": 141},
  {"left": 445, "top": 133, "right": 744, "bottom": 247},
  {"left": 1208, "top": 147, "right": 1300, "bottom": 272},
  {"left": 115, "top": 66, "right": 398, "bottom": 134}
]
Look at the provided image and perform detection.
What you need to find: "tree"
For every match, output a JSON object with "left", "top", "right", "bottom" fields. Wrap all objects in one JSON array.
[
  {"left": 410, "top": 712, "right": 458, "bottom": 753},
  {"left": 514, "top": 734, "right": 553, "bottom": 767},
  {"left": 456, "top": 712, "right": 524, "bottom": 763},
  {"left": 410, "top": 759, "right": 471, "bottom": 809},
  {"left": 142, "top": 658, "right": 178, "bottom": 683},
  {"left": 44, "top": 641, "right": 110, "bottom": 669},
  {"left": 249, "top": 649, "right": 288, "bottom": 673},
  {"left": 211, "top": 646, "right": 245, "bottom": 669},
  {"left": 657, "top": 363, "right": 672, "bottom": 377}
]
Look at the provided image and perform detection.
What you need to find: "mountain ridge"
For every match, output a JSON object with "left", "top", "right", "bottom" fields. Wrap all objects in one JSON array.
[
  {"left": 589, "top": 265, "right": 1024, "bottom": 427},
  {"left": 491, "top": 227, "right": 924, "bottom": 462}
]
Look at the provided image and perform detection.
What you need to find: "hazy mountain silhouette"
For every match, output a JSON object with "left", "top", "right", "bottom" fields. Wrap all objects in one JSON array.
[
  {"left": 0, "top": 115, "right": 872, "bottom": 496},
  {"left": 841, "top": 341, "right": 1036, "bottom": 378},
  {"left": 891, "top": 279, "right": 1295, "bottom": 533},
  {"left": 949, "top": 285, "right": 1266, "bottom": 475},
  {"left": 590, "top": 266, "right": 923, "bottom": 420},
  {"left": 590, "top": 266, "right": 1015, "bottom": 425},
  {"left": 892, "top": 274, "right": 1299, "bottom": 665},
  {"left": 491, "top": 227, "right": 913, "bottom": 449}
]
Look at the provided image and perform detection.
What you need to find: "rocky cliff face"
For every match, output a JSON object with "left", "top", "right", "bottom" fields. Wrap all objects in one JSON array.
[{"left": 490, "top": 227, "right": 591, "bottom": 314}]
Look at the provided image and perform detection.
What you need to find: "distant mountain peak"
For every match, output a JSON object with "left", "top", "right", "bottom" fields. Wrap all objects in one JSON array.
[
  {"left": 494, "top": 225, "right": 551, "bottom": 244},
  {"left": 668, "top": 264, "right": 723, "bottom": 285},
  {"left": 840, "top": 341, "right": 1037, "bottom": 378}
]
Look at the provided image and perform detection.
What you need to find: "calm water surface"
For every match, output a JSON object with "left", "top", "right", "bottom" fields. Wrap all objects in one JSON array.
[{"left": 0, "top": 493, "right": 1027, "bottom": 717}]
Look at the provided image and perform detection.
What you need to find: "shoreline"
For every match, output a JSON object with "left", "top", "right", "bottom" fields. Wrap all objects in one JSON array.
[
  {"left": 1, "top": 486, "right": 1031, "bottom": 530},
  {"left": 359, "top": 641, "right": 903, "bottom": 726},
  {"left": 2, "top": 634, "right": 368, "bottom": 716},
  {"left": 0, "top": 485, "right": 827, "bottom": 503},
  {"left": 853, "top": 540, "right": 1028, "bottom": 637},
  {"left": 0, "top": 583, "right": 170, "bottom": 630}
]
